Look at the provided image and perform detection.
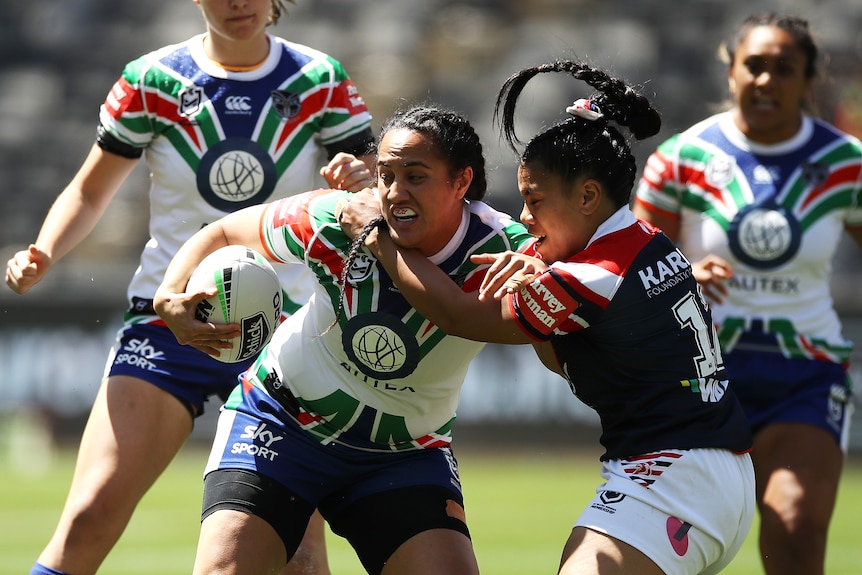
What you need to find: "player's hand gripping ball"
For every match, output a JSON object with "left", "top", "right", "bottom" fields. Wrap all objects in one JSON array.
[{"left": 185, "top": 245, "right": 282, "bottom": 363}]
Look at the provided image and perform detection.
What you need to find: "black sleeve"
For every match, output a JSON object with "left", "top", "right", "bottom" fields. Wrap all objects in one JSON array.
[
  {"left": 323, "top": 127, "right": 376, "bottom": 160},
  {"left": 96, "top": 125, "right": 144, "bottom": 159}
]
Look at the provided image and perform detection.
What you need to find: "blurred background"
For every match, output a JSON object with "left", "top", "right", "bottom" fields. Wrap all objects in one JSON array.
[{"left": 1, "top": 0, "right": 861, "bottom": 454}]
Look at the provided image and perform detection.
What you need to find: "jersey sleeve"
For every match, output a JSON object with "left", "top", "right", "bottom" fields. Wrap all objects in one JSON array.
[
  {"left": 510, "top": 264, "right": 608, "bottom": 341},
  {"left": 845, "top": 191, "right": 862, "bottom": 228},
  {"left": 315, "top": 56, "right": 373, "bottom": 148},
  {"left": 98, "top": 55, "right": 158, "bottom": 150},
  {"left": 259, "top": 189, "right": 342, "bottom": 264},
  {"left": 634, "top": 135, "right": 684, "bottom": 220}
]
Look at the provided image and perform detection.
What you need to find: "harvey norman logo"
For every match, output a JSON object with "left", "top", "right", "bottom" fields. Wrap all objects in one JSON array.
[
  {"left": 638, "top": 249, "right": 692, "bottom": 297},
  {"left": 521, "top": 281, "right": 567, "bottom": 328}
]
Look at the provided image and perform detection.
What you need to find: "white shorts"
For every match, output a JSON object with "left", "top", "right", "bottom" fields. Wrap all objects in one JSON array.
[{"left": 575, "top": 448, "right": 754, "bottom": 575}]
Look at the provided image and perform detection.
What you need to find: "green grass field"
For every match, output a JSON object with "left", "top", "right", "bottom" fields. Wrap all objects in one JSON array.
[{"left": 2, "top": 441, "right": 862, "bottom": 575}]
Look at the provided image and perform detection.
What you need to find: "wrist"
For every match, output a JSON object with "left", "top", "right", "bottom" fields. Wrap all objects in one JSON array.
[{"left": 364, "top": 227, "right": 382, "bottom": 254}]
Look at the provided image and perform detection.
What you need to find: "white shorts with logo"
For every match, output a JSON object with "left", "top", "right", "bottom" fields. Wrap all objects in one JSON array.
[{"left": 574, "top": 448, "right": 754, "bottom": 575}]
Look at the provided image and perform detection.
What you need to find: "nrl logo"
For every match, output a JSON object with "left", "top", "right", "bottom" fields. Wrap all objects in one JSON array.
[{"left": 179, "top": 87, "right": 204, "bottom": 117}]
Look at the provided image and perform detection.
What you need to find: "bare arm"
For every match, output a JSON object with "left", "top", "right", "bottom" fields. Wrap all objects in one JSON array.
[
  {"left": 5, "top": 145, "right": 138, "bottom": 293},
  {"left": 153, "top": 204, "right": 269, "bottom": 353},
  {"left": 336, "top": 192, "right": 536, "bottom": 344},
  {"left": 356, "top": 225, "right": 532, "bottom": 344},
  {"left": 631, "top": 199, "right": 680, "bottom": 242},
  {"left": 472, "top": 251, "right": 547, "bottom": 302},
  {"left": 366, "top": 230, "right": 565, "bottom": 374}
]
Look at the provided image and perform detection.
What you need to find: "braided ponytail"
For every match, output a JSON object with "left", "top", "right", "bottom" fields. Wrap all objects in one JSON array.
[
  {"left": 495, "top": 59, "right": 661, "bottom": 208},
  {"left": 320, "top": 216, "right": 388, "bottom": 336}
]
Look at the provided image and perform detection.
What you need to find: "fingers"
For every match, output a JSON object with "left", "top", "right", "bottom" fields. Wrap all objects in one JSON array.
[
  {"left": 5, "top": 245, "right": 50, "bottom": 294},
  {"left": 502, "top": 271, "right": 528, "bottom": 291},
  {"left": 699, "top": 283, "right": 724, "bottom": 305},
  {"left": 474, "top": 252, "right": 545, "bottom": 302},
  {"left": 188, "top": 332, "right": 238, "bottom": 359},
  {"left": 691, "top": 254, "right": 733, "bottom": 305},
  {"left": 321, "top": 152, "right": 376, "bottom": 192},
  {"left": 174, "top": 319, "right": 241, "bottom": 347},
  {"left": 474, "top": 252, "right": 511, "bottom": 294},
  {"left": 155, "top": 287, "right": 241, "bottom": 348},
  {"left": 337, "top": 193, "right": 383, "bottom": 239},
  {"left": 199, "top": 322, "right": 241, "bottom": 341}
]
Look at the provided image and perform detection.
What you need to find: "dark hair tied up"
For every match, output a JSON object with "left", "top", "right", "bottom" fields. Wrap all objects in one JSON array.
[{"left": 494, "top": 59, "right": 661, "bottom": 208}]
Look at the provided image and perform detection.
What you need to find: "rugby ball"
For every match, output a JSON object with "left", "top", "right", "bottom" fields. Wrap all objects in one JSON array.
[{"left": 185, "top": 245, "right": 282, "bottom": 363}]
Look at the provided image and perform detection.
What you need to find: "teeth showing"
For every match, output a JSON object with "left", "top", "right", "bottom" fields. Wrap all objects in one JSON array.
[{"left": 392, "top": 206, "right": 417, "bottom": 219}]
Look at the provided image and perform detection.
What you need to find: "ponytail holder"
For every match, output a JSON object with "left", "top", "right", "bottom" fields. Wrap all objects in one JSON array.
[{"left": 566, "top": 99, "right": 603, "bottom": 121}]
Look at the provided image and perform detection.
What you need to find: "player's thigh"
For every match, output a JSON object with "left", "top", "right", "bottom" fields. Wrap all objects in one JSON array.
[
  {"left": 194, "top": 508, "right": 287, "bottom": 575},
  {"left": 574, "top": 449, "right": 754, "bottom": 575},
  {"left": 753, "top": 423, "right": 842, "bottom": 520},
  {"left": 70, "top": 375, "right": 193, "bottom": 503},
  {"left": 382, "top": 528, "right": 478, "bottom": 575},
  {"left": 560, "top": 526, "right": 664, "bottom": 575},
  {"left": 329, "top": 484, "right": 472, "bottom": 575},
  {"left": 281, "top": 511, "right": 330, "bottom": 575},
  {"left": 295, "top": 509, "right": 327, "bottom": 553}
]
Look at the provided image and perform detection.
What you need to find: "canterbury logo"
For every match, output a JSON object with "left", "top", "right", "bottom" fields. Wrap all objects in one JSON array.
[{"left": 225, "top": 96, "right": 252, "bottom": 112}]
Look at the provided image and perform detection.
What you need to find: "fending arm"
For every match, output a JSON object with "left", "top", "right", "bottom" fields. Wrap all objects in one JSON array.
[{"left": 365, "top": 228, "right": 534, "bottom": 345}]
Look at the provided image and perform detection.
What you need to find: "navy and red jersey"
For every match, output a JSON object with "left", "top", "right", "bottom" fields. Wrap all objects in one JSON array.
[{"left": 511, "top": 207, "right": 752, "bottom": 460}]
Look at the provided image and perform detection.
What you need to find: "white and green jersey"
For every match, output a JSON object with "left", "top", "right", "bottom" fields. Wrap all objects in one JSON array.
[
  {"left": 98, "top": 34, "right": 373, "bottom": 314},
  {"left": 635, "top": 112, "right": 862, "bottom": 364},
  {"left": 235, "top": 189, "right": 534, "bottom": 451}
]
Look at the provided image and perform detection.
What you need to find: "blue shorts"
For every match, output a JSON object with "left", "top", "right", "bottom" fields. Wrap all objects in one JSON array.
[
  {"left": 724, "top": 348, "right": 853, "bottom": 448},
  {"left": 204, "top": 383, "right": 464, "bottom": 519},
  {"left": 106, "top": 319, "right": 254, "bottom": 416}
]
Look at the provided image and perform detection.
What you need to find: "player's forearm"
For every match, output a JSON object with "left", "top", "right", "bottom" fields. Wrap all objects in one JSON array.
[
  {"left": 369, "top": 231, "right": 471, "bottom": 332},
  {"left": 33, "top": 187, "right": 108, "bottom": 262},
  {"left": 370, "top": 231, "right": 527, "bottom": 344},
  {"left": 161, "top": 206, "right": 270, "bottom": 294},
  {"left": 33, "top": 145, "right": 137, "bottom": 263}
]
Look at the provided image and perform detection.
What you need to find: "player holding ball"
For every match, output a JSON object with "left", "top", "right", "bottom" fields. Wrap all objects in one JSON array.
[
  {"left": 154, "top": 104, "right": 534, "bottom": 575},
  {"left": 5, "top": 1, "right": 374, "bottom": 575}
]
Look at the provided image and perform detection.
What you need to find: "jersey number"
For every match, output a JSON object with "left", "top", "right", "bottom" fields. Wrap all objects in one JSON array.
[{"left": 672, "top": 292, "right": 723, "bottom": 378}]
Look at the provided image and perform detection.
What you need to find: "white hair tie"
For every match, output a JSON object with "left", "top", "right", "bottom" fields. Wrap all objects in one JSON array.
[{"left": 566, "top": 98, "right": 603, "bottom": 121}]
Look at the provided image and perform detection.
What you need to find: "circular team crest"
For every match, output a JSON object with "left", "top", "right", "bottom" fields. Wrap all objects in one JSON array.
[
  {"left": 197, "top": 138, "right": 277, "bottom": 211},
  {"left": 342, "top": 312, "right": 420, "bottom": 380},
  {"left": 727, "top": 203, "right": 801, "bottom": 269}
]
